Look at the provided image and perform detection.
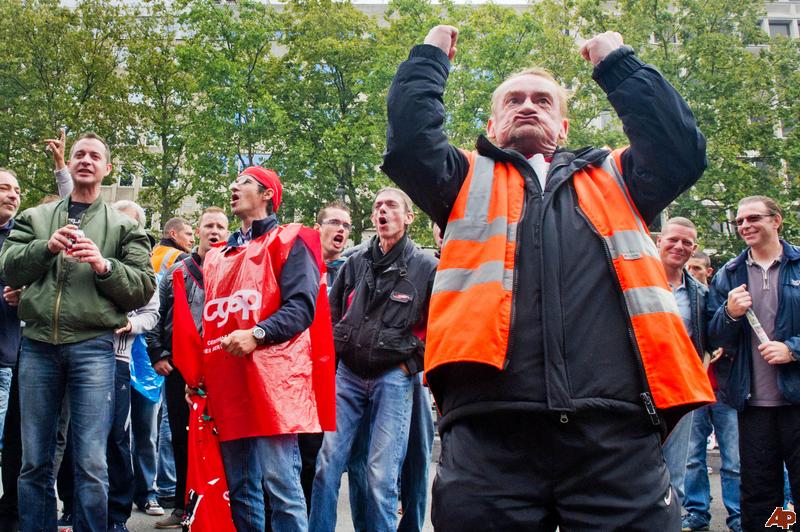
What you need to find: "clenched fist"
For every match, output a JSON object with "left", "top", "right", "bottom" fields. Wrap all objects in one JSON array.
[
  {"left": 424, "top": 25, "right": 458, "bottom": 60},
  {"left": 580, "top": 31, "right": 624, "bottom": 66}
]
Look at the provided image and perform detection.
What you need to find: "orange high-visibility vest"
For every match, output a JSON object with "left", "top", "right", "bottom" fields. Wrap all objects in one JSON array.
[
  {"left": 151, "top": 244, "right": 184, "bottom": 276},
  {"left": 426, "top": 148, "right": 714, "bottom": 411}
]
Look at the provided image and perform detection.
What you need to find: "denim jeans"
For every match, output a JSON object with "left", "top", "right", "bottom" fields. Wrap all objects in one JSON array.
[
  {"left": 398, "top": 374, "right": 434, "bottom": 532},
  {"left": 156, "top": 387, "right": 176, "bottom": 499},
  {"left": 130, "top": 386, "right": 159, "bottom": 507},
  {"left": 0, "top": 366, "right": 13, "bottom": 451},
  {"left": 683, "top": 394, "right": 741, "bottom": 529},
  {"left": 310, "top": 363, "right": 413, "bottom": 532},
  {"left": 347, "top": 414, "right": 370, "bottom": 532},
  {"left": 348, "top": 373, "right": 433, "bottom": 532},
  {"left": 219, "top": 435, "right": 307, "bottom": 531},
  {"left": 18, "top": 335, "right": 115, "bottom": 532},
  {"left": 107, "top": 359, "right": 134, "bottom": 525},
  {"left": 663, "top": 410, "right": 693, "bottom": 505}
]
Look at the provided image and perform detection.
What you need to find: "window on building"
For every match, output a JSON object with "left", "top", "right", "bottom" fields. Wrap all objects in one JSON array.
[{"left": 769, "top": 21, "right": 791, "bottom": 38}]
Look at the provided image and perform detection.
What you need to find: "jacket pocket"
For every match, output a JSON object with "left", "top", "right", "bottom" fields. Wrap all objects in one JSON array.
[
  {"left": 333, "top": 323, "right": 353, "bottom": 355},
  {"left": 380, "top": 279, "right": 418, "bottom": 329},
  {"left": 375, "top": 328, "right": 420, "bottom": 358}
]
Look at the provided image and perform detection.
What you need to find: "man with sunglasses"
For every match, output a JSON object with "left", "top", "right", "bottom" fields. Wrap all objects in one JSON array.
[{"left": 708, "top": 195, "right": 800, "bottom": 530}]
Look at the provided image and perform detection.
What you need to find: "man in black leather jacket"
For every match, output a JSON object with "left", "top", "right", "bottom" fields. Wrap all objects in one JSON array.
[{"left": 309, "top": 187, "right": 437, "bottom": 532}]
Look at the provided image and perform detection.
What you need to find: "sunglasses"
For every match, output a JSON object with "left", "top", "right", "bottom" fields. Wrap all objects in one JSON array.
[{"left": 733, "top": 213, "right": 774, "bottom": 227}]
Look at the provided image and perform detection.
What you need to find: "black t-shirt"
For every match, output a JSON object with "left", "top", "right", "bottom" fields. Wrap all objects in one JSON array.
[{"left": 67, "top": 200, "right": 91, "bottom": 225}]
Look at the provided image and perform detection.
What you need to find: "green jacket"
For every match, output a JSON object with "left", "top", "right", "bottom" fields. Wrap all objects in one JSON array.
[{"left": 0, "top": 197, "right": 156, "bottom": 345}]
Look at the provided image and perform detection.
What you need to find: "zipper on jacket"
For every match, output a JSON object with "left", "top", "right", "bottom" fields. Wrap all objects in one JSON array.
[
  {"left": 503, "top": 186, "right": 529, "bottom": 369},
  {"left": 52, "top": 256, "right": 66, "bottom": 345},
  {"left": 575, "top": 204, "right": 660, "bottom": 427},
  {"left": 641, "top": 392, "right": 660, "bottom": 425}
]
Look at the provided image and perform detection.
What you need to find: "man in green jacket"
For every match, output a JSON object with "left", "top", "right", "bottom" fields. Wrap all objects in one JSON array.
[{"left": 0, "top": 132, "right": 155, "bottom": 532}]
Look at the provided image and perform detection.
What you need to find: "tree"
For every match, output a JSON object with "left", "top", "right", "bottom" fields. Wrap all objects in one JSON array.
[
  {"left": 0, "top": 0, "right": 132, "bottom": 206},
  {"left": 277, "top": 0, "right": 391, "bottom": 243},
  {"left": 180, "top": 0, "right": 288, "bottom": 213},
  {"left": 577, "top": 0, "right": 797, "bottom": 259},
  {"left": 125, "top": 0, "right": 198, "bottom": 227}
]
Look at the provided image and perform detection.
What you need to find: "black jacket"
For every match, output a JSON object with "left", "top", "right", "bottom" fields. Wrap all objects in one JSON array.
[
  {"left": 329, "top": 236, "right": 437, "bottom": 377},
  {"left": 0, "top": 219, "right": 20, "bottom": 367},
  {"left": 382, "top": 44, "right": 706, "bottom": 431}
]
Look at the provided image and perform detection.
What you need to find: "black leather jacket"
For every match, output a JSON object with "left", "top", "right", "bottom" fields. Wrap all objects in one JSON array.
[{"left": 330, "top": 236, "right": 437, "bottom": 377}]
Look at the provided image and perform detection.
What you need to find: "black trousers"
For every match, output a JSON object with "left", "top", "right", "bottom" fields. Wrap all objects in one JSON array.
[
  {"left": 298, "top": 432, "right": 323, "bottom": 513},
  {"left": 739, "top": 405, "right": 800, "bottom": 531},
  {"left": 0, "top": 366, "right": 20, "bottom": 531},
  {"left": 432, "top": 409, "right": 679, "bottom": 532},
  {"left": 164, "top": 369, "right": 189, "bottom": 512}
]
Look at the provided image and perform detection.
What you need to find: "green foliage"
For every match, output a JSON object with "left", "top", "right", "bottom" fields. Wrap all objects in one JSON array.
[{"left": 0, "top": 0, "right": 796, "bottom": 261}]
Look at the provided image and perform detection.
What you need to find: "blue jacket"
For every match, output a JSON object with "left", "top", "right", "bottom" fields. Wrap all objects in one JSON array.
[
  {"left": 707, "top": 241, "right": 800, "bottom": 411},
  {"left": 0, "top": 219, "right": 20, "bottom": 367}
]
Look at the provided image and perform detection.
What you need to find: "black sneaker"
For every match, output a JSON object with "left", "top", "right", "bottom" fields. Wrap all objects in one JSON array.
[{"left": 109, "top": 523, "right": 128, "bottom": 532}]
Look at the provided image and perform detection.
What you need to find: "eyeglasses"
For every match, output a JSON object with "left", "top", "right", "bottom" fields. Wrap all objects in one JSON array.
[
  {"left": 734, "top": 213, "right": 774, "bottom": 227},
  {"left": 322, "top": 219, "right": 352, "bottom": 231}
]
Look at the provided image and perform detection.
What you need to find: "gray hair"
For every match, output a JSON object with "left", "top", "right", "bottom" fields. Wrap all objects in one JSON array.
[{"left": 113, "top": 200, "right": 146, "bottom": 228}]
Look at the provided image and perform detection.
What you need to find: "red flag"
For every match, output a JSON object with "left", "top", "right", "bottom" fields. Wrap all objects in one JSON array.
[
  {"left": 183, "top": 395, "right": 236, "bottom": 532},
  {"left": 172, "top": 268, "right": 235, "bottom": 530}
]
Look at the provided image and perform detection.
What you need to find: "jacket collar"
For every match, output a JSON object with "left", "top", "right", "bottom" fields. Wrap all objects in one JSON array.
[
  {"left": 726, "top": 240, "right": 800, "bottom": 271},
  {"left": 226, "top": 214, "right": 279, "bottom": 247},
  {"left": 158, "top": 237, "right": 184, "bottom": 251},
  {"left": 475, "top": 135, "right": 610, "bottom": 191}
]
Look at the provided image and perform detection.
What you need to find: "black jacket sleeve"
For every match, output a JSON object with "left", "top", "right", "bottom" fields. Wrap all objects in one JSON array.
[
  {"left": 256, "top": 239, "right": 320, "bottom": 344},
  {"left": 381, "top": 45, "right": 470, "bottom": 230},
  {"left": 594, "top": 46, "right": 707, "bottom": 225}
]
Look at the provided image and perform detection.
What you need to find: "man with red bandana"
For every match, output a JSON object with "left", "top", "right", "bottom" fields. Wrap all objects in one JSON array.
[{"left": 196, "top": 166, "right": 335, "bottom": 531}]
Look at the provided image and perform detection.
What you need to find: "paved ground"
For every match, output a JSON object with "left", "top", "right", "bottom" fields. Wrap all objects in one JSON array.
[{"left": 120, "top": 449, "right": 733, "bottom": 531}]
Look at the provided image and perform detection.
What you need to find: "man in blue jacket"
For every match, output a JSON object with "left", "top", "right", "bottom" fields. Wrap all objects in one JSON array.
[{"left": 707, "top": 195, "right": 800, "bottom": 530}]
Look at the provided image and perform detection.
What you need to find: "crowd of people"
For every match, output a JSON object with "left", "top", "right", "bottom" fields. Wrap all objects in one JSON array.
[{"left": 0, "top": 23, "right": 797, "bottom": 532}]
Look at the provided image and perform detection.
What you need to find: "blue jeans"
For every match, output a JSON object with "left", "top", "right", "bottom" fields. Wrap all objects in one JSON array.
[
  {"left": 0, "top": 367, "right": 13, "bottom": 451},
  {"left": 349, "top": 373, "right": 433, "bottom": 532},
  {"left": 663, "top": 410, "right": 693, "bottom": 506},
  {"left": 156, "top": 387, "right": 176, "bottom": 499},
  {"left": 18, "top": 335, "right": 115, "bottom": 532},
  {"left": 683, "top": 395, "right": 741, "bottom": 529},
  {"left": 398, "top": 374, "right": 434, "bottom": 532},
  {"left": 219, "top": 435, "right": 307, "bottom": 531},
  {"left": 130, "top": 387, "right": 159, "bottom": 507},
  {"left": 107, "top": 359, "right": 134, "bottom": 525},
  {"left": 310, "top": 363, "right": 413, "bottom": 532}
]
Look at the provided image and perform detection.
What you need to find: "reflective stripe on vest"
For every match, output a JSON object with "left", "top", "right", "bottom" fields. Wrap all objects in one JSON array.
[
  {"left": 574, "top": 148, "right": 713, "bottom": 410},
  {"left": 427, "top": 151, "right": 521, "bottom": 371},
  {"left": 426, "top": 147, "right": 714, "bottom": 413},
  {"left": 152, "top": 246, "right": 182, "bottom": 276}
]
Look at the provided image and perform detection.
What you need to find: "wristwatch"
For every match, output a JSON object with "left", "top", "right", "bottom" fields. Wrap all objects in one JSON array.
[{"left": 252, "top": 326, "right": 267, "bottom": 345}]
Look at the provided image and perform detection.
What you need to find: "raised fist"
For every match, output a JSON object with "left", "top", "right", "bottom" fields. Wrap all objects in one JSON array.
[
  {"left": 424, "top": 25, "right": 459, "bottom": 61},
  {"left": 580, "top": 31, "right": 624, "bottom": 66}
]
